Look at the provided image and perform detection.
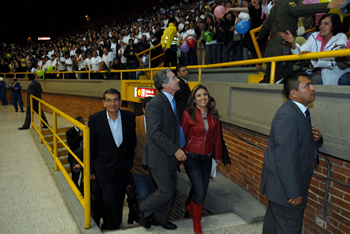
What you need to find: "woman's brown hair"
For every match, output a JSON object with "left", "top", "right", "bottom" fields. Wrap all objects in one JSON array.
[{"left": 186, "top": 85, "right": 218, "bottom": 123}]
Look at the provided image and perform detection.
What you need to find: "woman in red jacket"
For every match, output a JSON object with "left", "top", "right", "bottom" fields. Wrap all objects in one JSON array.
[{"left": 179, "top": 85, "right": 222, "bottom": 234}]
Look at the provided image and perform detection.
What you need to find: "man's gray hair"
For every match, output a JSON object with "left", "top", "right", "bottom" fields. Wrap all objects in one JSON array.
[{"left": 154, "top": 68, "right": 171, "bottom": 91}]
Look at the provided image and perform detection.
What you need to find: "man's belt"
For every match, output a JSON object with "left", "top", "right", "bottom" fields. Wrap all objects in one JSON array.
[{"left": 270, "top": 32, "right": 284, "bottom": 40}]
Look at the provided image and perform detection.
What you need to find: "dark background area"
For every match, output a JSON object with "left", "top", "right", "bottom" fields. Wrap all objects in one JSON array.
[{"left": 1, "top": 0, "right": 176, "bottom": 44}]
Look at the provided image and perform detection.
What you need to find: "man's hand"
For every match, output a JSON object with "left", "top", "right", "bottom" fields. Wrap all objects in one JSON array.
[
  {"left": 163, "top": 47, "right": 167, "bottom": 52},
  {"left": 90, "top": 174, "right": 96, "bottom": 180},
  {"left": 312, "top": 127, "right": 322, "bottom": 142},
  {"left": 174, "top": 149, "right": 186, "bottom": 162},
  {"left": 179, "top": 164, "right": 186, "bottom": 173},
  {"left": 288, "top": 196, "right": 302, "bottom": 206},
  {"left": 225, "top": 164, "right": 231, "bottom": 171},
  {"left": 74, "top": 164, "right": 81, "bottom": 170},
  {"left": 328, "top": 0, "right": 345, "bottom": 9},
  {"left": 299, "top": 50, "right": 311, "bottom": 55}
]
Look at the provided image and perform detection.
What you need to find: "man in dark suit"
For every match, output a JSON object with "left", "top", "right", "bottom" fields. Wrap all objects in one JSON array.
[
  {"left": 18, "top": 74, "right": 49, "bottom": 130},
  {"left": 136, "top": 68, "right": 187, "bottom": 230},
  {"left": 89, "top": 88, "right": 136, "bottom": 230},
  {"left": 175, "top": 64, "right": 191, "bottom": 119},
  {"left": 65, "top": 116, "right": 85, "bottom": 187},
  {"left": 261, "top": 72, "right": 323, "bottom": 233}
]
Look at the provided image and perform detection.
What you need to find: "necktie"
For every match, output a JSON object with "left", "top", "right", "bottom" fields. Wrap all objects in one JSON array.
[
  {"left": 172, "top": 98, "right": 186, "bottom": 148},
  {"left": 305, "top": 109, "right": 311, "bottom": 126}
]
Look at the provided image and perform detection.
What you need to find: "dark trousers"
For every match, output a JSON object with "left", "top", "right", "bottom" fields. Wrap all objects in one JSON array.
[
  {"left": 12, "top": 93, "right": 23, "bottom": 111},
  {"left": 98, "top": 169, "right": 128, "bottom": 230},
  {"left": 164, "top": 49, "right": 177, "bottom": 67},
  {"left": 263, "top": 201, "right": 304, "bottom": 234},
  {"left": 260, "top": 62, "right": 293, "bottom": 83},
  {"left": 184, "top": 151, "right": 212, "bottom": 205},
  {"left": 139, "top": 168, "right": 177, "bottom": 224},
  {"left": 70, "top": 163, "right": 80, "bottom": 188},
  {"left": 22, "top": 104, "right": 49, "bottom": 128},
  {"left": 90, "top": 179, "right": 106, "bottom": 227},
  {"left": 0, "top": 93, "right": 8, "bottom": 105}
]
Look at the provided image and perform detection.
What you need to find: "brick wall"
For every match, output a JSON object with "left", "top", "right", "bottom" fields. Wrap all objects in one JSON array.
[
  {"left": 6, "top": 90, "right": 137, "bottom": 121},
  {"left": 217, "top": 122, "right": 350, "bottom": 234}
]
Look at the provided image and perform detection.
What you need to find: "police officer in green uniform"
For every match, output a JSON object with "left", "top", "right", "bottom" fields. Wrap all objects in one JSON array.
[{"left": 258, "top": 0, "right": 345, "bottom": 83}]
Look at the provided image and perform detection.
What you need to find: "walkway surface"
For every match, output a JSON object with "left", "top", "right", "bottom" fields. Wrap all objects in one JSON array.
[{"left": 0, "top": 105, "right": 79, "bottom": 234}]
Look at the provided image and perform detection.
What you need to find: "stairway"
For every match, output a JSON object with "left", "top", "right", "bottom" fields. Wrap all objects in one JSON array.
[{"left": 42, "top": 127, "right": 72, "bottom": 173}]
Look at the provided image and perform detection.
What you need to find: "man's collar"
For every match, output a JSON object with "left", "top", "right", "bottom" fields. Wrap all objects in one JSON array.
[
  {"left": 106, "top": 109, "right": 121, "bottom": 121},
  {"left": 178, "top": 76, "right": 187, "bottom": 84},
  {"left": 291, "top": 100, "right": 307, "bottom": 116}
]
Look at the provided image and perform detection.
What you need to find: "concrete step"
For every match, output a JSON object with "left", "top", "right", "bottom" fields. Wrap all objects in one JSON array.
[
  {"left": 42, "top": 127, "right": 71, "bottom": 136},
  {"left": 177, "top": 172, "right": 266, "bottom": 223},
  {"left": 114, "top": 213, "right": 263, "bottom": 233}
]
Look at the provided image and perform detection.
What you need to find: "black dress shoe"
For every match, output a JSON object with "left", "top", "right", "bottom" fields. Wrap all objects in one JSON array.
[
  {"left": 42, "top": 125, "right": 48, "bottom": 129},
  {"left": 152, "top": 219, "right": 177, "bottom": 230},
  {"left": 21, "top": 109, "right": 24, "bottom": 112},
  {"left": 18, "top": 127, "right": 29, "bottom": 130},
  {"left": 15, "top": 109, "right": 18, "bottom": 112},
  {"left": 134, "top": 204, "right": 151, "bottom": 229}
]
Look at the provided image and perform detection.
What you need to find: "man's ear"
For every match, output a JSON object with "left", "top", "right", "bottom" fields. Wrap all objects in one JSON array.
[
  {"left": 162, "top": 82, "right": 167, "bottom": 89},
  {"left": 290, "top": 89, "right": 297, "bottom": 99}
]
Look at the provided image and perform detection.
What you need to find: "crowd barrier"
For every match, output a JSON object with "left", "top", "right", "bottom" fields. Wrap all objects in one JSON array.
[{"left": 30, "top": 95, "right": 91, "bottom": 228}]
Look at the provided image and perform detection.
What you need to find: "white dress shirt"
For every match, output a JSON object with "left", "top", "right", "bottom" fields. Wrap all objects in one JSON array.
[{"left": 106, "top": 110, "right": 123, "bottom": 147}]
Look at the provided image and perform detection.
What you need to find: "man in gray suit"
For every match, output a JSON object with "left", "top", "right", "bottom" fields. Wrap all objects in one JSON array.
[
  {"left": 18, "top": 74, "right": 48, "bottom": 130},
  {"left": 261, "top": 72, "right": 323, "bottom": 233},
  {"left": 135, "top": 68, "right": 187, "bottom": 230}
]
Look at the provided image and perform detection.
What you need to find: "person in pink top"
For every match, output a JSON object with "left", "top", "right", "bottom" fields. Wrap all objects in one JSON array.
[{"left": 283, "top": 13, "right": 349, "bottom": 85}]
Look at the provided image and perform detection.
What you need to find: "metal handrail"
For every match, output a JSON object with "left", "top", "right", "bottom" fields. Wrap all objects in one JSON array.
[
  {"left": 30, "top": 95, "right": 91, "bottom": 229},
  {"left": 135, "top": 43, "right": 165, "bottom": 79},
  {"left": 3, "top": 49, "right": 350, "bottom": 83}
]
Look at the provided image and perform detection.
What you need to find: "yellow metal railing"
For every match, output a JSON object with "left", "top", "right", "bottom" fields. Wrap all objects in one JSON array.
[
  {"left": 4, "top": 51, "right": 350, "bottom": 84},
  {"left": 135, "top": 43, "right": 165, "bottom": 79},
  {"left": 30, "top": 95, "right": 91, "bottom": 229}
]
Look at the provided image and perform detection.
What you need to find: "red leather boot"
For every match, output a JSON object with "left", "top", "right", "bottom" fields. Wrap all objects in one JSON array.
[
  {"left": 192, "top": 202, "right": 203, "bottom": 234},
  {"left": 187, "top": 199, "right": 194, "bottom": 218}
]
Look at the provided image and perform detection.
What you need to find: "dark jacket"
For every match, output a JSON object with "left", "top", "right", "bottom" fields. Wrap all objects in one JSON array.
[
  {"left": 123, "top": 45, "right": 138, "bottom": 66},
  {"left": 223, "top": 18, "right": 235, "bottom": 47},
  {"left": 66, "top": 127, "right": 83, "bottom": 166},
  {"left": 181, "top": 108, "right": 222, "bottom": 160},
  {"left": 27, "top": 80, "right": 42, "bottom": 109},
  {"left": 174, "top": 77, "right": 191, "bottom": 119},
  {"left": 89, "top": 110, "right": 136, "bottom": 181}
]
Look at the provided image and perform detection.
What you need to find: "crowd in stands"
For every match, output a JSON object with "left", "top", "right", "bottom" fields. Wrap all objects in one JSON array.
[{"left": 1, "top": 0, "right": 350, "bottom": 85}]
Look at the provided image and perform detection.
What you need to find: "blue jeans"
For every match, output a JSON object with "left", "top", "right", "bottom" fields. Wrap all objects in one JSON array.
[
  {"left": 184, "top": 151, "right": 212, "bottom": 205},
  {"left": 132, "top": 173, "right": 157, "bottom": 203},
  {"left": 128, "top": 61, "right": 138, "bottom": 80},
  {"left": 338, "top": 72, "right": 350, "bottom": 85},
  {"left": 223, "top": 40, "right": 240, "bottom": 62}
]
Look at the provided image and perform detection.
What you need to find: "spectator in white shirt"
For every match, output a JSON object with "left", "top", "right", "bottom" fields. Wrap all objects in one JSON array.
[{"left": 90, "top": 50, "right": 103, "bottom": 79}]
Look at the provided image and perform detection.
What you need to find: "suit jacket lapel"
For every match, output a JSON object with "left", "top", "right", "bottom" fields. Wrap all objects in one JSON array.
[
  {"left": 288, "top": 100, "right": 318, "bottom": 150},
  {"left": 159, "top": 91, "right": 177, "bottom": 120}
]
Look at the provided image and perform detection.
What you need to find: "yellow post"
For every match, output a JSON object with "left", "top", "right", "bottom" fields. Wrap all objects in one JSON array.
[
  {"left": 120, "top": 71, "right": 123, "bottom": 80},
  {"left": 63, "top": 72, "right": 65, "bottom": 79},
  {"left": 30, "top": 96, "right": 34, "bottom": 129},
  {"left": 83, "top": 127, "right": 91, "bottom": 228},
  {"left": 270, "top": 61, "right": 276, "bottom": 84},
  {"left": 149, "top": 50, "right": 151, "bottom": 68},
  {"left": 53, "top": 112, "right": 58, "bottom": 171},
  {"left": 43, "top": 73, "right": 45, "bottom": 80},
  {"left": 250, "top": 27, "right": 263, "bottom": 59},
  {"left": 88, "top": 72, "right": 90, "bottom": 80},
  {"left": 39, "top": 102, "right": 43, "bottom": 143},
  {"left": 198, "top": 68, "right": 202, "bottom": 82},
  {"left": 151, "top": 70, "right": 153, "bottom": 80}
]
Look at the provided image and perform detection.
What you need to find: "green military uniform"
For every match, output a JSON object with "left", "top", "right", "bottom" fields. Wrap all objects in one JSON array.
[{"left": 258, "top": 0, "right": 329, "bottom": 83}]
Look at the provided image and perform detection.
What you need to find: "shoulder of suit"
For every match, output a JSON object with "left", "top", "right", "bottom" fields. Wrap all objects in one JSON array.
[{"left": 89, "top": 110, "right": 105, "bottom": 120}]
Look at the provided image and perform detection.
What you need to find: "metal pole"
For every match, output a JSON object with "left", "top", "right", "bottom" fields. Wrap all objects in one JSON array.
[
  {"left": 53, "top": 112, "right": 58, "bottom": 171},
  {"left": 39, "top": 102, "right": 43, "bottom": 143},
  {"left": 270, "top": 61, "right": 276, "bottom": 84},
  {"left": 83, "top": 127, "right": 91, "bottom": 228}
]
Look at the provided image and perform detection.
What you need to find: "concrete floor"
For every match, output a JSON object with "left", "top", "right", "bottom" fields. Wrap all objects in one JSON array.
[{"left": 0, "top": 105, "right": 79, "bottom": 234}]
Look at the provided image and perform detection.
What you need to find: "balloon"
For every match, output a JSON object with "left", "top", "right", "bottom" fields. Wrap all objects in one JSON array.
[
  {"left": 7, "top": 54, "right": 11, "bottom": 59},
  {"left": 214, "top": 5, "right": 225, "bottom": 18},
  {"left": 37, "top": 70, "right": 44, "bottom": 77},
  {"left": 186, "top": 37, "right": 196, "bottom": 48},
  {"left": 341, "top": 0, "right": 350, "bottom": 8},
  {"left": 303, "top": 0, "right": 320, "bottom": 4},
  {"left": 181, "top": 42, "right": 190, "bottom": 53},
  {"left": 329, "top": 8, "right": 343, "bottom": 23},
  {"left": 203, "top": 31, "right": 213, "bottom": 42},
  {"left": 319, "top": 0, "right": 330, "bottom": 2},
  {"left": 47, "top": 66, "right": 54, "bottom": 72},
  {"left": 236, "top": 20, "right": 251, "bottom": 34}
]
